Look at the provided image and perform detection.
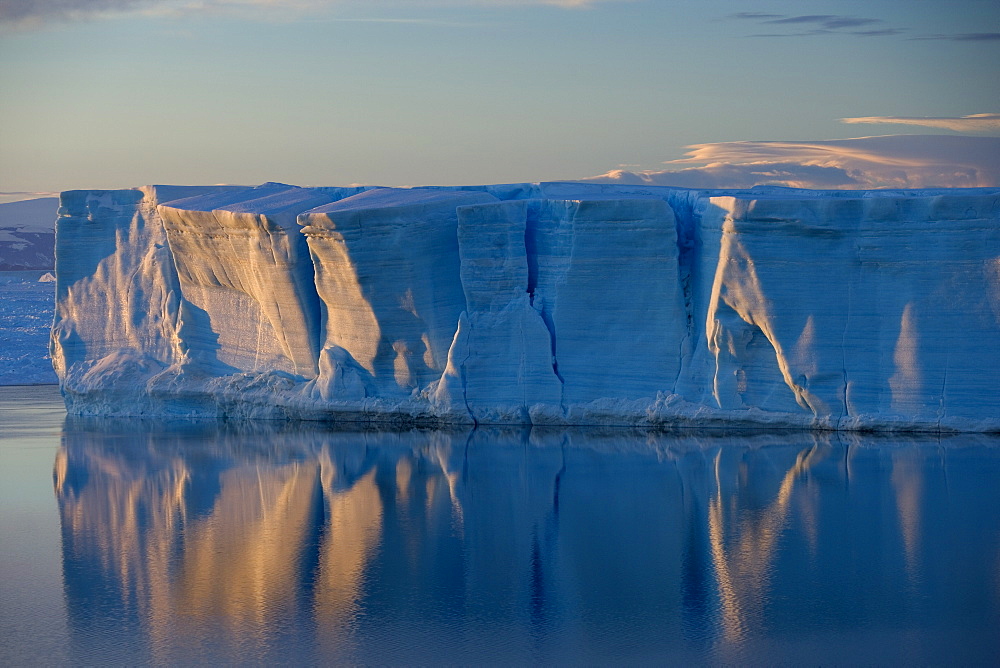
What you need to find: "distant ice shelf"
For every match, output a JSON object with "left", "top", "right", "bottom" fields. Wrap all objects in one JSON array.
[
  {"left": 0, "top": 197, "right": 58, "bottom": 270},
  {"left": 51, "top": 182, "right": 1000, "bottom": 431}
]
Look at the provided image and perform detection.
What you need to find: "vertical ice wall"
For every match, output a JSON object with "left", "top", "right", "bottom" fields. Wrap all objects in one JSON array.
[
  {"left": 527, "top": 198, "right": 686, "bottom": 414},
  {"left": 435, "top": 197, "right": 686, "bottom": 423},
  {"left": 298, "top": 188, "right": 498, "bottom": 402},
  {"left": 158, "top": 184, "right": 351, "bottom": 379},
  {"left": 51, "top": 185, "right": 241, "bottom": 406},
  {"left": 51, "top": 182, "right": 1000, "bottom": 430},
  {"left": 434, "top": 200, "right": 562, "bottom": 422},
  {"left": 681, "top": 192, "right": 1000, "bottom": 430}
]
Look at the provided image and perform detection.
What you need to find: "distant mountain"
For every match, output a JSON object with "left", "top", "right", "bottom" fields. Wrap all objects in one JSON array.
[{"left": 0, "top": 197, "right": 58, "bottom": 270}]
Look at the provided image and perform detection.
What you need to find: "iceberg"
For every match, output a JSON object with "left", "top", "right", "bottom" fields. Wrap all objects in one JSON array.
[
  {"left": 302, "top": 188, "right": 498, "bottom": 408},
  {"left": 51, "top": 182, "right": 1000, "bottom": 431}
]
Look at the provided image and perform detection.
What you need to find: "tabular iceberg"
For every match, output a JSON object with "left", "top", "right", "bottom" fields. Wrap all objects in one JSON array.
[{"left": 51, "top": 182, "right": 1000, "bottom": 431}]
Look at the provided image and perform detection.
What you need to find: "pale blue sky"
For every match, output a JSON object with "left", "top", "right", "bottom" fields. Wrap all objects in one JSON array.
[{"left": 1, "top": 0, "right": 997, "bottom": 192}]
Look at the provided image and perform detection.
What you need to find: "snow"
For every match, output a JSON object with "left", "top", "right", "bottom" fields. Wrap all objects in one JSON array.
[
  {"left": 48, "top": 182, "right": 1000, "bottom": 431},
  {"left": 0, "top": 197, "right": 58, "bottom": 270},
  {"left": 0, "top": 197, "right": 59, "bottom": 234}
]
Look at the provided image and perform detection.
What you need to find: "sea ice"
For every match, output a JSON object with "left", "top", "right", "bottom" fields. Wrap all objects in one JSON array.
[{"left": 0, "top": 271, "right": 57, "bottom": 385}]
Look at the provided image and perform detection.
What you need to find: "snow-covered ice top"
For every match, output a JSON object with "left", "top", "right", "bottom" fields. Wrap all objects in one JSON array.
[{"left": 50, "top": 182, "right": 1000, "bottom": 431}]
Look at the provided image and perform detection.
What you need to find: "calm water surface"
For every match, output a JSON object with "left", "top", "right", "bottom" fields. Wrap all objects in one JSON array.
[{"left": 2, "top": 385, "right": 999, "bottom": 665}]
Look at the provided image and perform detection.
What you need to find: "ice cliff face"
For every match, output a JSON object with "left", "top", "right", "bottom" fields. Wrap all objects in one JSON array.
[{"left": 51, "top": 182, "right": 1000, "bottom": 431}]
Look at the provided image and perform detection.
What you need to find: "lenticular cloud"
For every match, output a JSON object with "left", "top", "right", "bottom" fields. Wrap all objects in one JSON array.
[
  {"left": 841, "top": 114, "right": 1000, "bottom": 133},
  {"left": 584, "top": 135, "right": 1000, "bottom": 190}
]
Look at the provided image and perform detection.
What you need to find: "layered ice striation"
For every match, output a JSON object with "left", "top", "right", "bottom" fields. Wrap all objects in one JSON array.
[{"left": 51, "top": 182, "right": 1000, "bottom": 431}]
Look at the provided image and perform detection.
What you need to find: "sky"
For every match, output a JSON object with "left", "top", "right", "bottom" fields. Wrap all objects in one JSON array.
[{"left": 0, "top": 0, "right": 998, "bottom": 196}]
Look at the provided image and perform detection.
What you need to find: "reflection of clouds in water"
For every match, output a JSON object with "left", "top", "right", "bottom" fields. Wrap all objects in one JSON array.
[{"left": 54, "top": 421, "right": 1000, "bottom": 664}]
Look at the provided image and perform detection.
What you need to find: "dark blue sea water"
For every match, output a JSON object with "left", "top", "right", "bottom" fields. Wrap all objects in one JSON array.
[{"left": 2, "top": 385, "right": 999, "bottom": 665}]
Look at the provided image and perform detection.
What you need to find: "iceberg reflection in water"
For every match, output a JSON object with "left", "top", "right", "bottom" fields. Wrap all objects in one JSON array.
[{"left": 55, "top": 419, "right": 1000, "bottom": 664}]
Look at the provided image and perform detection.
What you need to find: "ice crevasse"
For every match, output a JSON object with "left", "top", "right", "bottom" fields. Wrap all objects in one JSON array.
[{"left": 50, "top": 181, "right": 1000, "bottom": 431}]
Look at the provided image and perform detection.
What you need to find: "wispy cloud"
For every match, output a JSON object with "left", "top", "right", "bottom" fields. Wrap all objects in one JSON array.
[
  {"left": 910, "top": 32, "right": 1000, "bottom": 41},
  {"left": 851, "top": 29, "right": 903, "bottom": 37},
  {"left": 730, "top": 11, "right": 902, "bottom": 38},
  {"left": 730, "top": 12, "right": 782, "bottom": 21},
  {"left": 763, "top": 15, "right": 878, "bottom": 29},
  {"left": 581, "top": 135, "right": 1000, "bottom": 190},
  {"left": 842, "top": 113, "right": 1000, "bottom": 133},
  {"left": 1, "top": 0, "right": 150, "bottom": 29},
  {"left": 807, "top": 16, "right": 879, "bottom": 29},
  {"left": 1, "top": 0, "right": 631, "bottom": 29}
]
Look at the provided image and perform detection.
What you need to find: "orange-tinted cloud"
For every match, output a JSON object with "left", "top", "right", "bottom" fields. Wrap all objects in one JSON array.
[
  {"left": 583, "top": 135, "right": 1000, "bottom": 189},
  {"left": 842, "top": 113, "right": 1000, "bottom": 133}
]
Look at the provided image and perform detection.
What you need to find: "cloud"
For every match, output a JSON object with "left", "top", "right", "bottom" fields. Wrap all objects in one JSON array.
[
  {"left": 811, "top": 16, "right": 880, "bottom": 29},
  {"left": 584, "top": 162, "right": 860, "bottom": 190},
  {"left": 0, "top": 0, "right": 630, "bottom": 28},
  {"left": 764, "top": 15, "right": 836, "bottom": 26},
  {"left": 730, "top": 12, "right": 783, "bottom": 20},
  {"left": 851, "top": 29, "right": 903, "bottom": 36},
  {"left": 0, "top": 0, "right": 151, "bottom": 28},
  {"left": 911, "top": 32, "right": 1000, "bottom": 41},
  {"left": 842, "top": 113, "right": 1000, "bottom": 133},
  {"left": 730, "top": 11, "right": 903, "bottom": 38},
  {"left": 751, "top": 29, "right": 905, "bottom": 38},
  {"left": 581, "top": 135, "right": 1000, "bottom": 190}
]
